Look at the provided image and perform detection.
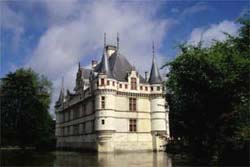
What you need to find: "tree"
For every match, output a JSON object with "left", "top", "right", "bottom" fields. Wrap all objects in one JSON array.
[
  {"left": 0, "top": 68, "right": 55, "bottom": 149},
  {"left": 164, "top": 15, "right": 250, "bottom": 164}
]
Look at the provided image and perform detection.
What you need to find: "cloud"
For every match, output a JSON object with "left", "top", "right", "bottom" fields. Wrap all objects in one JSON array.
[
  {"left": 26, "top": 1, "right": 172, "bottom": 115},
  {"left": 0, "top": 3, "right": 24, "bottom": 50},
  {"left": 180, "top": 2, "right": 208, "bottom": 17},
  {"left": 188, "top": 20, "right": 240, "bottom": 47}
]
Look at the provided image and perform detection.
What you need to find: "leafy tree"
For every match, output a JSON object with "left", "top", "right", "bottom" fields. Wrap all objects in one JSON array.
[
  {"left": 164, "top": 14, "right": 249, "bottom": 164},
  {"left": 0, "top": 68, "right": 55, "bottom": 149}
]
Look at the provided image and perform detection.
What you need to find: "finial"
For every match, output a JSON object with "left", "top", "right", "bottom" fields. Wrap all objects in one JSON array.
[
  {"left": 117, "top": 32, "right": 119, "bottom": 52},
  {"left": 104, "top": 32, "right": 106, "bottom": 47},
  {"left": 62, "top": 76, "right": 64, "bottom": 90},
  {"left": 152, "top": 41, "right": 155, "bottom": 58}
]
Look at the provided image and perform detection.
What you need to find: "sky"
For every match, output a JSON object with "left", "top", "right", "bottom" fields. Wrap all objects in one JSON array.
[{"left": 0, "top": 0, "right": 248, "bottom": 116}]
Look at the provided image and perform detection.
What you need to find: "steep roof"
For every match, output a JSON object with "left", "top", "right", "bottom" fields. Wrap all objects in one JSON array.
[
  {"left": 79, "top": 68, "right": 91, "bottom": 79},
  {"left": 148, "top": 55, "right": 162, "bottom": 84},
  {"left": 95, "top": 51, "right": 146, "bottom": 83}
]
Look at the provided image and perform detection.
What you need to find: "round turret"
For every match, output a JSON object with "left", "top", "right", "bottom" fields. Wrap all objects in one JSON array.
[{"left": 150, "top": 97, "right": 167, "bottom": 132}]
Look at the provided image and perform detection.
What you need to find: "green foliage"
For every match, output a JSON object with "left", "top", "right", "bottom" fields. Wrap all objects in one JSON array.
[
  {"left": 164, "top": 15, "right": 250, "bottom": 164},
  {"left": 0, "top": 68, "right": 55, "bottom": 149}
]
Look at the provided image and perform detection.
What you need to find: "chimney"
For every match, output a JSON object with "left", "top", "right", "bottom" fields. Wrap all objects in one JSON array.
[
  {"left": 92, "top": 60, "right": 97, "bottom": 69},
  {"left": 106, "top": 45, "right": 116, "bottom": 57},
  {"left": 145, "top": 71, "right": 148, "bottom": 81}
]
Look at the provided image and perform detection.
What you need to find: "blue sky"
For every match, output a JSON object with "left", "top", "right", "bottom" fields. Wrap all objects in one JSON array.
[{"left": 0, "top": 0, "right": 248, "bottom": 115}]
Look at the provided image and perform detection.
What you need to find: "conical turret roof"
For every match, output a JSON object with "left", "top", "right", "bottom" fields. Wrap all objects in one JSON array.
[{"left": 148, "top": 43, "right": 162, "bottom": 84}]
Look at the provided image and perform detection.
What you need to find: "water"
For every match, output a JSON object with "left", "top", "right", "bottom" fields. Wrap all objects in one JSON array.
[{"left": 1, "top": 150, "right": 176, "bottom": 167}]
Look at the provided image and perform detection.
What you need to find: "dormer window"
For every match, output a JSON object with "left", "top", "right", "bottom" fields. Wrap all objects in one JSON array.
[
  {"left": 131, "top": 78, "right": 137, "bottom": 90},
  {"left": 101, "top": 78, "right": 105, "bottom": 86}
]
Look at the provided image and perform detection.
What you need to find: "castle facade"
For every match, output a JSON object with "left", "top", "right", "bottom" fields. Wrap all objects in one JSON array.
[{"left": 55, "top": 35, "right": 170, "bottom": 152}]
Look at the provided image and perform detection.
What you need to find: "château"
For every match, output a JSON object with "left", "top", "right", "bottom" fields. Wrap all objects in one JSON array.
[{"left": 55, "top": 34, "right": 170, "bottom": 152}]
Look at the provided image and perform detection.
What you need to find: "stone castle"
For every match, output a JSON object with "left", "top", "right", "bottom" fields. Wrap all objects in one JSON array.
[{"left": 55, "top": 34, "right": 170, "bottom": 152}]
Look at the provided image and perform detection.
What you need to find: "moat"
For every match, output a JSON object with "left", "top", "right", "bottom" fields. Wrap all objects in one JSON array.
[{"left": 1, "top": 150, "right": 182, "bottom": 167}]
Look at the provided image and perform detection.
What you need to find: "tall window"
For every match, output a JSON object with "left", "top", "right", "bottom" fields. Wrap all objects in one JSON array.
[
  {"left": 107, "top": 80, "right": 110, "bottom": 85},
  {"left": 92, "top": 100, "right": 95, "bottom": 113},
  {"left": 82, "top": 104, "right": 86, "bottom": 116},
  {"left": 101, "top": 78, "right": 105, "bottom": 86},
  {"left": 81, "top": 123, "right": 85, "bottom": 134},
  {"left": 129, "top": 98, "right": 136, "bottom": 111},
  {"left": 101, "top": 96, "right": 105, "bottom": 109},
  {"left": 73, "top": 125, "right": 79, "bottom": 135},
  {"left": 129, "top": 119, "right": 137, "bottom": 132},
  {"left": 131, "top": 78, "right": 137, "bottom": 90}
]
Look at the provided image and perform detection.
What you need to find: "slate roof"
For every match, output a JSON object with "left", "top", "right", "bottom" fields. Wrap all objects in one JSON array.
[
  {"left": 148, "top": 55, "right": 162, "bottom": 84},
  {"left": 79, "top": 68, "right": 91, "bottom": 79},
  {"left": 94, "top": 51, "right": 146, "bottom": 83}
]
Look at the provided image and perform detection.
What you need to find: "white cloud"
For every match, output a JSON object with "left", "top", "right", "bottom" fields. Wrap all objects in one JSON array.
[
  {"left": 188, "top": 20, "right": 239, "bottom": 47},
  {"left": 0, "top": 3, "right": 24, "bottom": 50},
  {"left": 180, "top": 2, "right": 208, "bottom": 17},
  {"left": 26, "top": 1, "right": 172, "bottom": 115}
]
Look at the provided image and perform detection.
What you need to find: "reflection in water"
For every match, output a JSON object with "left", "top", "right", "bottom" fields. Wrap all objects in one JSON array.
[
  {"left": 1, "top": 150, "right": 172, "bottom": 167},
  {"left": 54, "top": 152, "right": 172, "bottom": 167}
]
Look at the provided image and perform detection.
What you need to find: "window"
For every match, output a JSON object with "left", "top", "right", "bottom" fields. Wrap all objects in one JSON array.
[
  {"left": 107, "top": 80, "right": 110, "bottom": 85},
  {"left": 131, "top": 78, "right": 137, "bottom": 90},
  {"left": 73, "top": 109, "right": 76, "bottom": 119},
  {"left": 129, "top": 119, "right": 137, "bottom": 132},
  {"left": 92, "top": 100, "right": 95, "bottom": 112},
  {"left": 62, "top": 127, "right": 64, "bottom": 136},
  {"left": 102, "top": 119, "right": 105, "bottom": 125},
  {"left": 62, "top": 113, "right": 65, "bottom": 122},
  {"left": 145, "top": 86, "right": 148, "bottom": 91},
  {"left": 157, "top": 86, "right": 160, "bottom": 91},
  {"left": 119, "top": 84, "right": 122, "bottom": 88},
  {"left": 67, "top": 126, "right": 70, "bottom": 135},
  {"left": 140, "top": 86, "right": 143, "bottom": 90},
  {"left": 73, "top": 125, "right": 79, "bottom": 135},
  {"left": 81, "top": 123, "right": 85, "bottom": 134},
  {"left": 101, "top": 96, "right": 105, "bottom": 109},
  {"left": 82, "top": 104, "right": 86, "bottom": 116},
  {"left": 129, "top": 98, "right": 136, "bottom": 111},
  {"left": 151, "top": 86, "right": 154, "bottom": 91},
  {"left": 125, "top": 84, "right": 128, "bottom": 89},
  {"left": 112, "top": 81, "right": 115, "bottom": 86},
  {"left": 101, "top": 78, "right": 105, "bottom": 86},
  {"left": 64, "top": 127, "right": 67, "bottom": 136},
  {"left": 92, "top": 120, "right": 95, "bottom": 133}
]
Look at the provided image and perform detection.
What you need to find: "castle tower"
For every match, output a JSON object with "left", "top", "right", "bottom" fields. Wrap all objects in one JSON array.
[
  {"left": 94, "top": 33, "right": 115, "bottom": 152},
  {"left": 149, "top": 42, "right": 168, "bottom": 151}
]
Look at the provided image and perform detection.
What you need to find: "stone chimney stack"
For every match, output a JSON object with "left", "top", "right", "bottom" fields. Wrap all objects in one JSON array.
[
  {"left": 92, "top": 60, "right": 97, "bottom": 69},
  {"left": 106, "top": 45, "right": 116, "bottom": 57},
  {"left": 145, "top": 71, "right": 148, "bottom": 81}
]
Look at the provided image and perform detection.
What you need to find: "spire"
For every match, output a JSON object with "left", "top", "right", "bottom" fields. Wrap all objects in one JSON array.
[
  {"left": 58, "top": 77, "right": 65, "bottom": 103},
  {"left": 116, "top": 32, "right": 119, "bottom": 52},
  {"left": 100, "top": 33, "right": 111, "bottom": 76},
  {"left": 148, "top": 42, "right": 162, "bottom": 84},
  {"left": 104, "top": 32, "right": 106, "bottom": 48},
  {"left": 78, "top": 61, "right": 81, "bottom": 69}
]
